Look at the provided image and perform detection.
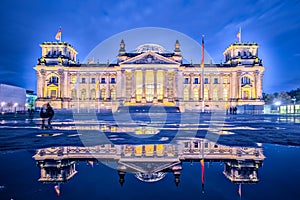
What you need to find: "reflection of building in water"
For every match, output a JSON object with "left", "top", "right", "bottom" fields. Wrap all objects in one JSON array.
[
  {"left": 34, "top": 39, "right": 264, "bottom": 112},
  {"left": 33, "top": 139, "right": 265, "bottom": 186}
]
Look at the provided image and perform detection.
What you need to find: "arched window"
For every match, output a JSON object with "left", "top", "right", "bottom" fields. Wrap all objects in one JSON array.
[
  {"left": 49, "top": 76, "right": 59, "bottom": 84},
  {"left": 90, "top": 89, "right": 96, "bottom": 100},
  {"left": 81, "top": 89, "right": 86, "bottom": 100},
  {"left": 237, "top": 51, "right": 241, "bottom": 56},
  {"left": 100, "top": 89, "right": 106, "bottom": 100},
  {"left": 111, "top": 89, "right": 116, "bottom": 101}
]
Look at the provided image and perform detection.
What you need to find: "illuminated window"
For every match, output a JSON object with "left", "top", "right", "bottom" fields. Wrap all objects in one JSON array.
[
  {"left": 111, "top": 89, "right": 116, "bottom": 100},
  {"left": 100, "top": 89, "right": 106, "bottom": 100},
  {"left": 204, "top": 88, "right": 209, "bottom": 100},
  {"left": 90, "top": 89, "right": 96, "bottom": 100},
  {"left": 71, "top": 77, "right": 76, "bottom": 84},
  {"left": 223, "top": 89, "right": 228, "bottom": 100},
  {"left": 81, "top": 89, "right": 86, "bottom": 100},
  {"left": 213, "top": 89, "right": 218, "bottom": 100},
  {"left": 184, "top": 88, "right": 189, "bottom": 101},
  {"left": 223, "top": 77, "right": 228, "bottom": 84},
  {"left": 193, "top": 88, "right": 199, "bottom": 101}
]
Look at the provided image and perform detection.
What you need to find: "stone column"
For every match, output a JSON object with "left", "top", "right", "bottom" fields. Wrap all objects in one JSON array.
[
  {"left": 237, "top": 71, "right": 242, "bottom": 99},
  {"left": 163, "top": 70, "right": 168, "bottom": 101},
  {"left": 37, "top": 72, "right": 42, "bottom": 98},
  {"left": 106, "top": 73, "right": 110, "bottom": 100},
  {"left": 231, "top": 72, "right": 237, "bottom": 100},
  {"left": 42, "top": 73, "right": 47, "bottom": 98},
  {"left": 63, "top": 72, "right": 68, "bottom": 98},
  {"left": 76, "top": 73, "right": 79, "bottom": 99},
  {"left": 142, "top": 69, "right": 146, "bottom": 103},
  {"left": 87, "top": 73, "right": 91, "bottom": 100},
  {"left": 209, "top": 74, "right": 213, "bottom": 100},
  {"left": 189, "top": 73, "right": 193, "bottom": 101},
  {"left": 131, "top": 70, "right": 136, "bottom": 103},
  {"left": 177, "top": 70, "right": 183, "bottom": 101},
  {"left": 153, "top": 69, "right": 157, "bottom": 103},
  {"left": 116, "top": 71, "right": 122, "bottom": 100},
  {"left": 121, "top": 70, "right": 125, "bottom": 101}
]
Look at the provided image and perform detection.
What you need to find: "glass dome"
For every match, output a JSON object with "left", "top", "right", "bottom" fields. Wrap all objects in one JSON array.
[
  {"left": 135, "top": 43, "right": 166, "bottom": 53},
  {"left": 135, "top": 172, "right": 166, "bottom": 182}
]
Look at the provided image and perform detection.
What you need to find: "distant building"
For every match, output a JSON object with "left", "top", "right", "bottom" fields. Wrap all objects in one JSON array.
[
  {"left": 0, "top": 84, "right": 26, "bottom": 112},
  {"left": 34, "top": 39, "right": 265, "bottom": 112},
  {"left": 26, "top": 90, "right": 37, "bottom": 111}
]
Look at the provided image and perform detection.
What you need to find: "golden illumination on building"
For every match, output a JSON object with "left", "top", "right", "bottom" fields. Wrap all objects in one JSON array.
[{"left": 34, "top": 39, "right": 264, "bottom": 112}]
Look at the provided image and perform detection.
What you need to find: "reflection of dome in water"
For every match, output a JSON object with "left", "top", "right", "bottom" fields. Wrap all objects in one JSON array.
[
  {"left": 135, "top": 44, "right": 166, "bottom": 53},
  {"left": 135, "top": 172, "right": 166, "bottom": 183}
]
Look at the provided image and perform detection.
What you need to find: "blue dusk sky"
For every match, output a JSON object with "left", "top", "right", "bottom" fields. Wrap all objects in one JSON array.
[{"left": 0, "top": 0, "right": 299, "bottom": 93}]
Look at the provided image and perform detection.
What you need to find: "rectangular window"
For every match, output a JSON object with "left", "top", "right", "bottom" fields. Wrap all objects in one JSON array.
[
  {"left": 81, "top": 78, "right": 86, "bottom": 84},
  {"left": 214, "top": 78, "right": 219, "bottom": 84},
  {"left": 194, "top": 78, "right": 199, "bottom": 84},
  {"left": 101, "top": 77, "right": 106, "bottom": 84},
  {"left": 223, "top": 89, "right": 228, "bottom": 100},
  {"left": 204, "top": 78, "right": 209, "bottom": 84},
  {"left": 91, "top": 78, "right": 95, "bottom": 84},
  {"left": 223, "top": 77, "right": 229, "bottom": 84},
  {"left": 213, "top": 89, "right": 218, "bottom": 100},
  {"left": 111, "top": 77, "right": 116, "bottom": 84},
  {"left": 184, "top": 77, "right": 189, "bottom": 84}
]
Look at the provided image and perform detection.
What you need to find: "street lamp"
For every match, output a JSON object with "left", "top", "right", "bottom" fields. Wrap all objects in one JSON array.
[{"left": 291, "top": 96, "right": 296, "bottom": 114}]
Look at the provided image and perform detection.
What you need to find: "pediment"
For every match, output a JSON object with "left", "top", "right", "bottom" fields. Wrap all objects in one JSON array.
[
  {"left": 47, "top": 83, "right": 58, "bottom": 87},
  {"left": 241, "top": 84, "right": 252, "bottom": 88},
  {"left": 120, "top": 51, "right": 178, "bottom": 65}
]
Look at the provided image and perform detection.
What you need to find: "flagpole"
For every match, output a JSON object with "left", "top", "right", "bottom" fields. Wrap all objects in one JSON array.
[
  {"left": 60, "top": 26, "right": 62, "bottom": 42},
  {"left": 239, "top": 27, "right": 242, "bottom": 43},
  {"left": 201, "top": 35, "right": 205, "bottom": 113}
]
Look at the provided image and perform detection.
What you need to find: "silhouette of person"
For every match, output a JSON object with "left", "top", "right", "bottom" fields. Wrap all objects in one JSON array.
[
  {"left": 234, "top": 107, "right": 238, "bottom": 115},
  {"left": 40, "top": 104, "right": 48, "bottom": 129},
  {"left": 46, "top": 103, "right": 54, "bottom": 128}
]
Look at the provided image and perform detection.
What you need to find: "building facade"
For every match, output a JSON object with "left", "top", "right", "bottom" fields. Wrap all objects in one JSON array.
[
  {"left": 0, "top": 83, "right": 26, "bottom": 112},
  {"left": 35, "top": 39, "right": 264, "bottom": 112}
]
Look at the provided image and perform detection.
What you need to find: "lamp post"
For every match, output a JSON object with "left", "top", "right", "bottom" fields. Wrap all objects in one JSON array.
[{"left": 291, "top": 96, "right": 296, "bottom": 114}]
